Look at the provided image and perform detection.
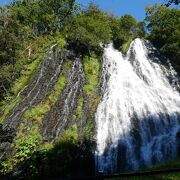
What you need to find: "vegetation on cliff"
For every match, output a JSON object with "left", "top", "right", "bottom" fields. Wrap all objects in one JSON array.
[
  {"left": 146, "top": 4, "right": 180, "bottom": 73},
  {"left": 0, "top": 0, "right": 179, "bottom": 179}
]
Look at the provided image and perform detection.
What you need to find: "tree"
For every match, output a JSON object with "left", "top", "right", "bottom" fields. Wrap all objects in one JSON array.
[
  {"left": 110, "top": 14, "right": 144, "bottom": 51},
  {"left": 65, "top": 3, "right": 112, "bottom": 55},
  {"left": 0, "top": 13, "right": 22, "bottom": 65},
  {"left": 165, "top": 0, "right": 180, "bottom": 6},
  {"left": 0, "top": 0, "right": 77, "bottom": 100},
  {"left": 9, "top": 0, "right": 76, "bottom": 34},
  {"left": 120, "top": 14, "right": 137, "bottom": 33},
  {"left": 146, "top": 5, "right": 180, "bottom": 72}
]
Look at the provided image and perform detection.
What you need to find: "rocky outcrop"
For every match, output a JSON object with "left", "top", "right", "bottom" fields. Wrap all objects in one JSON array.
[
  {"left": 42, "top": 57, "right": 86, "bottom": 142},
  {"left": 2, "top": 45, "right": 63, "bottom": 131},
  {"left": 0, "top": 125, "right": 15, "bottom": 160}
]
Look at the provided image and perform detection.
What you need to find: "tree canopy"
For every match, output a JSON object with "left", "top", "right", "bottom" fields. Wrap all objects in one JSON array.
[
  {"left": 1, "top": 0, "right": 179, "bottom": 101},
  {"left": 146, "top": 5, "right": 180, "bottom": 72},
  {"left": 0, "top": 0, "right": 76, "bottom": 100},
  {"left": 165, "top": 0, "right": 180, "bottom": 6}
]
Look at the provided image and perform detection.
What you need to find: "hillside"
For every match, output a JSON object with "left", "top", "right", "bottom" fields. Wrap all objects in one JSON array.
[{"left": 0, "top": 0, "right": 180, "bottom": 179}]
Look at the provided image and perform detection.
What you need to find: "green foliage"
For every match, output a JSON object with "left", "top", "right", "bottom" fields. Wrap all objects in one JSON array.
[
  {"left": 0, "top": 124, "right": 41, "bottom": 174},
  {"left": 120, "top": 14, "right": 137, "bottom": 32},
  {"left": 56, "top": 124, "right": 78, "bottom": 145},
  {"left": 65, "top": 3, "right": 145, "bottom": 55},
  {"left": 75, "top": 96, "right": 84, "bottom": 118},
  {"left": 0, "top": 97, "right": 20, "bottom": 123},
  {"left": 0, "top": 0, "right": 72, "bottom": 101},
  {"left": 17, "top": 124, "right": 79, "bottom": 178},
  {"left": 81, "top": 54, "right": 101, "bottom": 144},
  {"left": 0, "top": 13, "right": 26, "bottom": 100},
  {"left": 8, "top": 0, "right": 76, "bottom": 34},
  {"left": 0, "top": 13, "right": 22, "bottom": 65},
  {"left": 110, "top": 14, "right": 145, "bottom": 52},
  {"left": 121, "top": 38, "right": 133, "bottom": 54},
  {"left": 65, "top": 3, "right": 112, "bottom": 55},
  {"left": 3, "top": 1, "right": 179, "bottom": 179},
  {"left": 11, "top": 34, "right": 66, "bottom": 96},
  {"left": 0, "top": 0, "right": 145, "bottom": 102},
  {"left": 0, "top": 33, "right": 66, "bottom": 109},
  {"left": 0, "top": 34, "right": 66, "bottom": 127},
  {"left": 146, "top": 5, "right": 180, "bottom": 72},
  {"left": 83, "top": 55, "right": 100, "bottom": 96}
]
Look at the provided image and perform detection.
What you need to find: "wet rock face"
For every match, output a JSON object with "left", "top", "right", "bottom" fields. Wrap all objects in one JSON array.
[
  {"left": 0, "top": 124, "right": 15, "bottom": 143},
  {"left": 2, "top": 45, "right": 64, "bottom": 131},
  {"left": 0, "top": 45, "right": 77, "bottom": 161},
  {"left": 0, "top": 124, "right": 15, "bottom": 160},
  {"left": 0, "top": 43, "right": 96, "bottom": 176},
  {"left": 42, "top": 57, "right": 85, "bottom": 142}
]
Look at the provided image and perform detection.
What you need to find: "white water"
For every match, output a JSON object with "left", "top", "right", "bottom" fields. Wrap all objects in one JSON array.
[{"left": 95, "top": 39, "right": 180, "bottom": 174}]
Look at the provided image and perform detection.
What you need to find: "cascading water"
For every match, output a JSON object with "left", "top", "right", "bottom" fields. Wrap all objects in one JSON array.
[{"left": 95, "top": 38, "right": 180, "bottom": 174}]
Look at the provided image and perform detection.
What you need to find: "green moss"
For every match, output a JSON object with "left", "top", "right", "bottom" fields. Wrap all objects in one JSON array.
[
  {"left": 48, "top": 60, "right": 72, "bottom": 104},
  {"left": 0, "top": 33, "right": 66, "bottom": 112},
  {"left": 121, "top": 37, "right": 133, "bottom": 54},
  {"left": 82, "top": 55, "right": 101, "bottom": 111},
  {"left": 39, "top": 142, "right": 54, "bottom": 152},
  {"left": 75, "top": 96, "right": 84, "bottom": 118},
  {"left": 0, "top": 97, "right": 20, "bottom": 123},
  {"left": 12, "top": 35, "right": 66, "bottom": 96},
  {"left": 24, "top": 103, "right": 51, "bottom": 124},
  {"left": 82, "top": 118, "right": 95, "bottom": 141},
  {"left": 81, "top": 55, "right": 101, "bottom": 142},
  {"left": 24, "top": 60, "right": 72, "bottom": 124},
  {"left": 48, "top": 75, "right": 66, "bottom": 104},
  {"left": 12, "top": 53, "right": 45, "bottom": 95},
  {"left": 0, "top": 34, "right": 66, "bottom": 126},
  {"left": 83, "top": 55, "right": 100, "bottom": 97},
  {"left": 56, "top": 124, "right": 78, "bottom": 145}
]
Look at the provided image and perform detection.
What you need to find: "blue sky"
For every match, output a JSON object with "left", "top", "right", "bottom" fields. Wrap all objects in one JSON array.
[
  {"left": 0, "top": 0, "right": 166, "bottom": 21},
  {"left": 76, "top": 0, "right": 165, "bottom": 20}
]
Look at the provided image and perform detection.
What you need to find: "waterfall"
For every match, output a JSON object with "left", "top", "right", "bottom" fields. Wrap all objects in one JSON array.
[{"left": 95, "top": 38, "right": 180, "bottom": 174}]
